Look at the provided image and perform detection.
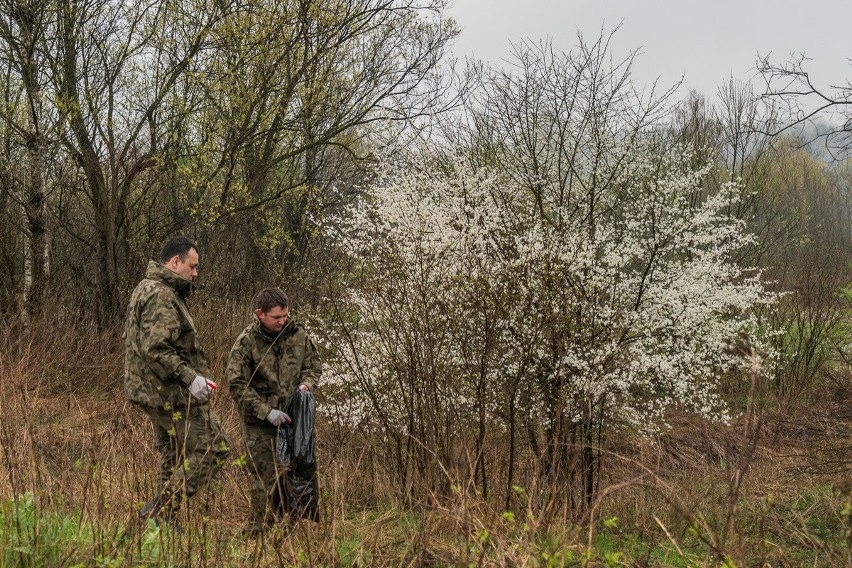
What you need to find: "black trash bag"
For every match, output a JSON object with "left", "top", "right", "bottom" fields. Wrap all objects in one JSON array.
[
  {"left": 285, "top": 460, "right": 319, "bottom": 522},
  {"left": 276, "top": 422, "right": 294, "bottom": 468},
  {"left": 275, "top": 388, "right": 318, "bottom": 521},
  {"left": 288, "top": 388, "right": 316, "bottom": 465},
  {"left": 275, "top": 389, "right": 316, "bottom": 466}
]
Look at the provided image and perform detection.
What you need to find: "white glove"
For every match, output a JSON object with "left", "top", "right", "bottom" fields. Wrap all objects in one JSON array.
[
  {"left": 266, "top": 409, "right": 292, "bottom": 427},
  {"left": 189, "top": 375, "right": 215, "bottom": 402}
]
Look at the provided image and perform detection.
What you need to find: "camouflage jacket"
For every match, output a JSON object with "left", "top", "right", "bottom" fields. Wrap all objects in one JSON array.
[
  {"left": 227, "top": 317, "right": 321, "bottom": 424},
  {"left": 124, "top": 261, "right": 211, "bottom": 409}
]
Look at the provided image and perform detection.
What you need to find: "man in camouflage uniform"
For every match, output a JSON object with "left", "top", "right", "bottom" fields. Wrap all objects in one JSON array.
[
  {"left": 124, "top": 236, "right": 231, "bottom": 529},
  {"left": 227, "top": 287, "right": 321, "bottom": 534}
]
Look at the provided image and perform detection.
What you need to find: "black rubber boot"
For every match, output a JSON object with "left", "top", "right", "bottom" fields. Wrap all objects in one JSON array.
[
  {"left": 139, "top": 492, "right": 184, "bottom": 534},
  {"left": 139, "top": 495, "right": 164, "bottom": 520}
]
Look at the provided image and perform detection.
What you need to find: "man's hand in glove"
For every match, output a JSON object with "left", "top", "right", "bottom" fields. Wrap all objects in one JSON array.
[
  {"left": 266, "top": 409, "right": 292, "bottom": 427},
  {"left": 189, "top": 375, "right": 216, "bottom": 402}
]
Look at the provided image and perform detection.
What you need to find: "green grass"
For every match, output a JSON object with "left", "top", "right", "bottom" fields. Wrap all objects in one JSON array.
[
  {"left": 0, "top": 485, "right": 852, "bottom": 568},
  {"left": 591, "top": 531, "right": 704, "bottom": 567},
  {"left": 0, "top": 492, "right": 231, "bottom": 567},
  {"left": 0, "top": 492, "right": 95, "bottom": 567},
  {"left": 335, "top": 536, "right": 371, "bottom": 567}
]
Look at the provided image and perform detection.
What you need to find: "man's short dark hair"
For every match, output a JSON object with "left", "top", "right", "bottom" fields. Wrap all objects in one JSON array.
[
  {"left": 254, "top": 288, "right": 289, "bottom": 312},
  {"left": 160, "top": 236, "right": 198, "bottom": 263}
]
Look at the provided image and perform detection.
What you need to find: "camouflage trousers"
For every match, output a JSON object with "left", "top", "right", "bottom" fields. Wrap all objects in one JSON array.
[
  {"left": 243, "top": 423, "right": 318, "bottom": 527},
  {"left": 144, "top": 403, "right": 231, "bottom": 498}
]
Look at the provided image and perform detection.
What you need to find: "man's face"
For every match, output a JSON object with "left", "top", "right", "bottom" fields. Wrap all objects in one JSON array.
[
  {"left": 166, "top": 248, "right": 199, "bottom": 282},
  {"left": 256, "top": 305, "right": 289, "bottom": 334}
]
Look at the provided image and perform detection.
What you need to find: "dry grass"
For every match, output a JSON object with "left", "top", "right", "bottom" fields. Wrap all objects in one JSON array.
[{"left": 0, "top": 314, "right": 850, "bottom": 567}]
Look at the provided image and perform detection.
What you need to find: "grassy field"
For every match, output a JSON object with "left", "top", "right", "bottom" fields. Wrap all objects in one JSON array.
[{"left": 0, "top": 317, "right": 850, "bottom": 567}]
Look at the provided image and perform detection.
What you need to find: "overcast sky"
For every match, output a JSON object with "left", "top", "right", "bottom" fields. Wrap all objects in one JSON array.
[{"left": 446, "top": 0, "right": 852, "bottom": 103}]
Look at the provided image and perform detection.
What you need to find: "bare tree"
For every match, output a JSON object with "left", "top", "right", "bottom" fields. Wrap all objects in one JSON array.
[
  {"left": 184, "top": 0, "right": 458, "bottom": 295},
  {"left": 52, "top": 0, "right": 231, "bottom": 325},
  {"left": 758, "top": 52, "right": 852, "bottom": 160}
]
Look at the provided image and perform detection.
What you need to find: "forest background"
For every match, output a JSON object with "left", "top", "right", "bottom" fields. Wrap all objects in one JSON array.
[{"left": 0, "top": 0, "right": 851, "bottom": 565}]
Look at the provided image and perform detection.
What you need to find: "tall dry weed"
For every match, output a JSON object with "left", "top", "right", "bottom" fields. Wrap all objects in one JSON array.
[{"left": 0, "top": 313, "right": 850, "bottom": 565}]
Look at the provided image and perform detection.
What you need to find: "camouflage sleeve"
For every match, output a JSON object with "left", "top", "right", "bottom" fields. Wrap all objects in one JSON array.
[
  {"left": 299, "top": 334, "right": 322, "bottom": 390},
  {"left": 139, "top": 291, "right": 197, "bottom": 386},
  {"left": 227, "top": 334, "right": 271, "bottom": 421}
]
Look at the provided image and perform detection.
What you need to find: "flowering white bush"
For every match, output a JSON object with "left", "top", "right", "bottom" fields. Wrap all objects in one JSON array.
[
  {"left": 312, "top": 34, "right": 780, "bottom": 507},
  {"left": 318, "top": 162, "right": 510, "bottom": 441},
  {"left": 322, "top": 147, "right": 776, "bottom": 442},
  {"left": 324, "top": 142, "right": 774, "bottom": 429}
]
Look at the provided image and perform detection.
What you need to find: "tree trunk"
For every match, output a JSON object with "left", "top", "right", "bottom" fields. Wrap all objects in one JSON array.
[
  {"left": 9, "top": 0, "right": 51, "bottom": 318},
  {"left": 58, "top": 0, "right": 119, "bottom": 327},
  {"left": 95, "top": 194, "right": 120, "bottom": 327},
  {"left": 24, "top": 123, "right": 48, "bottom": 319}
]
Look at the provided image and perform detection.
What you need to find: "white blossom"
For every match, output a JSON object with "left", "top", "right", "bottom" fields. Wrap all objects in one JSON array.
[{"left": 319, "top": 146, "right": 778, "bottom": 436}]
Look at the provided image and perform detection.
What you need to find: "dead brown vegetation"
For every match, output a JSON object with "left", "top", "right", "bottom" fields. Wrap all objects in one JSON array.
[{"left": 0, "top": 306, "right": 850, "bottom": 566}]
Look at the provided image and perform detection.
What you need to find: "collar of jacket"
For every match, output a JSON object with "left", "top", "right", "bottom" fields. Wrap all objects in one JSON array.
[
  {"left": 251, "top": 316, "right": 297, "bottom": 343},
  {"left": 145, "top": 260, "right": 194, "bottom": 298}
]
